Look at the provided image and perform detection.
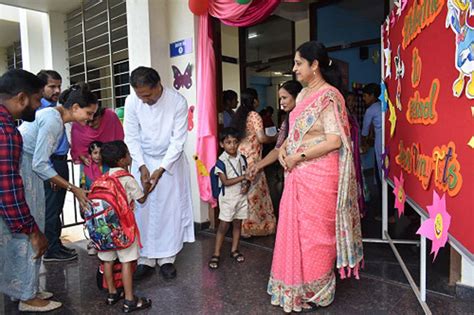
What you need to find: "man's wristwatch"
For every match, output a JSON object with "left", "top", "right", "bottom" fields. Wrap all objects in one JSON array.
[{"left": 66, "top": 183, "right": 73, "bottom": 192}]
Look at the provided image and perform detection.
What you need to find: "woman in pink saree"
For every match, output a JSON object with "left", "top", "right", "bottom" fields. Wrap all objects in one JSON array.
[{"left": 267, "top": 41, "right": 364, "bottom": 313}]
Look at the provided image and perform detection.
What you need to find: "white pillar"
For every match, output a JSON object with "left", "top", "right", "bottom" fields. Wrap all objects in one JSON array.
[
  {"left": 126, "top": 0, "right": 208, "bottom": 223},
  {"left": 48, "top": 11, "right": 69, "bottom": 84},
  {"left": 19, "top": 9, "right": 52, "bottom": 73}
]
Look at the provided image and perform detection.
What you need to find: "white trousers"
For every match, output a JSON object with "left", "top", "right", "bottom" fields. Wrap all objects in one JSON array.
[{"left": 138, "top": 255, "right": 176, "bottom": 267}]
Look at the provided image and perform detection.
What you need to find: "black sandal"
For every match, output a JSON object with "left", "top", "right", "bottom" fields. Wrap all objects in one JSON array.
[
  {"left": 106, "top": 289, "right": 124, "bottom": 305},
  {"left": 208, "top": 255, "right": 220, "bottom": 270},
  {"left": 301, "top": 302, "right": 318, "bottom": 313},
  {"left": 122, "top": 296, "right": 152, "bottom": 313},
  {"left": 230, "top": 251, "right": 245, "bottom": 263}
]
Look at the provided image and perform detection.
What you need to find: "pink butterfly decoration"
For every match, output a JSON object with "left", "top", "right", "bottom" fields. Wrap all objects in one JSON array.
[
  {"left": 188, "top": 105, "right": 195, "bottom": 131},
  {"left": 172, "top": 63, "right": 193, "bottom": 90}
]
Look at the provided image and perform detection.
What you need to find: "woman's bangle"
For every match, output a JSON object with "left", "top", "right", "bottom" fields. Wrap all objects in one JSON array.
[{"left": 66, "top": 183, "right": 73, "bottom": 192}]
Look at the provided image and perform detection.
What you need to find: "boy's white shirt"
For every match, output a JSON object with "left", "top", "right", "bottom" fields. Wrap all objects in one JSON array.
[{"left": 108, "top": 167, "right": 144, "bottom": 204}]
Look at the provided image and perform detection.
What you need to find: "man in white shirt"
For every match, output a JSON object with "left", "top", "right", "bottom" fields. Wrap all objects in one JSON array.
[{"left": 124, "top": 66, "right": 195, "bottom": 280}]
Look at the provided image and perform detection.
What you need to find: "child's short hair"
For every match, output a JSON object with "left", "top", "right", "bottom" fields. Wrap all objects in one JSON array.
[
  {"left": 88, "top": 141, "right": 103, "bottom": 155},
  {"left": 101, "top": 140, "right": 128, "bottom": 167},
  {"left": 219, "top": 127, "right": 241, "bottom": 142}
]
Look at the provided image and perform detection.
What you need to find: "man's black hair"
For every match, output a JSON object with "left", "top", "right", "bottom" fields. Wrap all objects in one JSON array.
[
  {"left": 219, "top": 127, "right": 241, "bottom": 142},
  {"left": 101, "top": 140, "right": 129, "bottom": 167},
  {"left": 0, "top": 69, "right": 45, "bottom": 97},
  {"left": 36, "top": 70, "right": 62, "bottom": 83},
  {"left": 362, "top": 83, "right": 381, "bottom": 98},
  {"left": 130, "top": 66, "right": 161, "bottom": 88}
]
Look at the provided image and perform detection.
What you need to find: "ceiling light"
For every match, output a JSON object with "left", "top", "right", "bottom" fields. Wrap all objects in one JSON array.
[
  {"left": 248, "top": 32, "right": 258, "bottom": 39},
  {"left": 273, "top": 71, "right": 283, "bottom": 75}
]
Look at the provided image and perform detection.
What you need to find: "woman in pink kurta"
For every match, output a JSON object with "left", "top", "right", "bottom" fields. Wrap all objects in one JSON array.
[
  {"left": 231, "top": 88, "right": 276, "bottom": 236},
  {"left": 267, "top": 41, "right": 364, "bottom": 313}
]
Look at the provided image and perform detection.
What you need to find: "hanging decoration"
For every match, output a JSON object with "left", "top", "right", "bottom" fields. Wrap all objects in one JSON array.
[
  {"left": 188, "top": 0, "right": 209, "bottom": 16},
  {"left": 388, "top": 94, "right": 397, "bottom": 137},
  {"left": 235, "top": 0, "right": 252, "bottom": 4},
  {"left": 193, "top": 154, "right": 210, "bottom": 176},
  {"left": 380, "top": 80, "right": 388, "bottom": 112},
  {"left": 188, "top": 105, "right": 195, "bottom": 131},
  {"left": 384, "top": 39, "right": 392, "bottom": 79},
  {"left": 381, "top": 146, "right": 390, "bottom": 179},
  {"left": 416, "top": 191, "right": 452, "bottom": 261},
  {"left": 445, "top": 0, "right": 474, "bottom": 99},
  {"left": 115, "top": 107, "right": 124, "bottom": 124},
  {"left": 393, "top": 171, "right": 406, "bottom": 217},
  {"left": 394, "top": 45, "right": 405, "bottom": 111},
  {"left": 172, "top": 63, "right": 193, "bottom": 90}
]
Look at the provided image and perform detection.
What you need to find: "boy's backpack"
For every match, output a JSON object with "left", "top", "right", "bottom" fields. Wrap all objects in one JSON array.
[
  {"left": 209, "top": 155, "right": 247, "bottom": 199},
  {"left": 96, "top": 260, "right": 137, "bottom": 291},
  {"left": 84, "top": 170, "right": 139, "bottom": 251}
]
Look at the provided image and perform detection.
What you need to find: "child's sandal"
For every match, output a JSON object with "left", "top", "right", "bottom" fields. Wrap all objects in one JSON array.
[
  {"left": 106, "top": 289, "right": 124, "bottom": 305},
  {"left": 208, "top": 255, "right": 220, "bottom": 270},
  {"left": 122, "top": 296, "right": 152, "bottom": 313},
  {"left": 230, "top": 251, "right": 245, "bottom": 263}
]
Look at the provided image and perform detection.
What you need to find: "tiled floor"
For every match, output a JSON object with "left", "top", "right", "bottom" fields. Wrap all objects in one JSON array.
[{"left": 1, "top": 233, "right": 473, "bottom": 314}]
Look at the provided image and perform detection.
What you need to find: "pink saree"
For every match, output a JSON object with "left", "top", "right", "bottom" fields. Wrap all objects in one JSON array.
[{"left": 267, "top": 87, "right": 364, "bottom": 312}]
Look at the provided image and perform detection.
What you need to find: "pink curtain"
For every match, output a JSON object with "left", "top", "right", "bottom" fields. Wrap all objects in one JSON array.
[
  {"left": 196, "top": 14, "right": 218, "bottom": 207},
  {"left": 209, "top": 0, "right": 281, "bottom": 27},
  {"left": 195, "top": 0, "right": 280, "bottom": 205}
]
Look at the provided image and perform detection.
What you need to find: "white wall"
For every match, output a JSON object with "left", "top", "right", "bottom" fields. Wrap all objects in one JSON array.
[
  {"left": 48, "top": 11, "right": 69, "bottom": 85},
  {"left": 0, "top": 48, "right": 8, "bottom": 75},
  {"left": 126, "top": 0, "right": 207, "bottom": 223},
  {"left": 221, "top": 24, "right": 240, "bottom": 94},
  {"left": 295, "top": 18, "right": 309, "bottom": 48}
]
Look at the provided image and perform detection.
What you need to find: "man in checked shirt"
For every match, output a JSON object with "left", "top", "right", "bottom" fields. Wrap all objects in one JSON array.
[{"left": 0, "top": 69, "right": 62, "bottom": 312}]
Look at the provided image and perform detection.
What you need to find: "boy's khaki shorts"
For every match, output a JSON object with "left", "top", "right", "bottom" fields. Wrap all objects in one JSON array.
[{"left": 97, "top": 238, "right": 139, "bottom": 263}]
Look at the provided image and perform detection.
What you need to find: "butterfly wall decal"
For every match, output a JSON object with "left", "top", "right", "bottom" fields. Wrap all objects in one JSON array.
[{"left": 172, "top": 63, "right": 193, "bottom": 90}]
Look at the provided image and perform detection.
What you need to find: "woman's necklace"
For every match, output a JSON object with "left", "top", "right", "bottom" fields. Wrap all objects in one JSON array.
[{"left": 307, "top": 77, "right": 326, "bottom": 92}]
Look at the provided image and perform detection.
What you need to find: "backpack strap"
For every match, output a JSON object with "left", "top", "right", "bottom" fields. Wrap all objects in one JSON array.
[
  {"left": 108, "top": 169, "right": 133, "bottom": 179},
  {"left": 240, "top": 155, "right": 248, "bottom": 170},
  {"left": 215, "top": 159, "right": 226, "bottom": 196}
]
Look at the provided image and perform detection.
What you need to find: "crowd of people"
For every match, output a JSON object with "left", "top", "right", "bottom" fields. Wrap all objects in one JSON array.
[{"left": 0, "top": 40, "right": 372, "bottom": 314}]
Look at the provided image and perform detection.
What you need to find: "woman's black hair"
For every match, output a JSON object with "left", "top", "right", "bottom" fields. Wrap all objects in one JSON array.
[
  {"left": 279, "top": 80, "right": 303, "bottom": 100},
  {"left": 88, "top": 141, "right": 103, "bottom": 155},
  {"left": 230, "top": 88, "right": 258, "bottom": 138},
  {"left": 296, "top": 41, "right": 343, "bottom": 92},
  {"left": 223, "top": 90, "right": 238, "bottom": 105},
  {"left": 58, "top": 82, "right": 98, "bottom": 109}
]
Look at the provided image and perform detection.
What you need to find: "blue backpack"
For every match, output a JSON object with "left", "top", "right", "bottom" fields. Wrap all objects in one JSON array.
[{"left": 210, "top": 155, "right": 247, "bottom": 199}]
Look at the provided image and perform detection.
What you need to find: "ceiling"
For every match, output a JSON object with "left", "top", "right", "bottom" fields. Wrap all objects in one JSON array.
[
  {"left": 0, "top": 20, "right": 20, "bottom": 48},
  {"left": 0, "top": 0, "right": 82, "bottom": 14}
]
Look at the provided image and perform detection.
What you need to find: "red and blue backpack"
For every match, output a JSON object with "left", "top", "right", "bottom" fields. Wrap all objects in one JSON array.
[{"left": 84, "top": 170, "right": 140, "bottom": 251}]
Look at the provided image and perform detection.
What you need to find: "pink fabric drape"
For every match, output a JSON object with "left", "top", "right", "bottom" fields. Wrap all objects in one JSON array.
[
  {"left": 196, "top": 14, "right": 218, "bottom": 207},
  {"left": 195, "top": 0, "right": 281, "bottom": 205},
  {"left": 209, "top": 0, "right": 281, "bottom": 27}
]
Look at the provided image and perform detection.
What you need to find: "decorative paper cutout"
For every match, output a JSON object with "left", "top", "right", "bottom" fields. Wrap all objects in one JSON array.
[
  {"left": 445, "top": 0, "right": 474, "bottom": 99},
  {"left": 379, "top": 81, "right": 388, "bottom": 112},
  {"left": 468, "top": 136, "right": 474, "bottom": 148},
  {"left": 188, "top": 105, "right": 195, "bottom": 131},
  {"left": 395, "top": 0, "right": 408, "bottom": 18},
  {"left": 193, "top": 154, "right": 209, "bottom": 177},
  {"left": 390, "top": 10, "right": 396, "bottom": 27},
  {"left": 381, "top": 146, "right": 390, "bottom": 179},
  {"left": 411, "top": 47, "right": 422, "bottom": 88},
  {"left": 393, "top": 172, "right": 406, "bottom": 217},
  {"left": 384, "top": 39, "right": 392, "bottom": 79},
  {"left": 406, "top": 78, "right": 440, "bottom": 125},
  {"left": 385, "top": 16, "right": 391, "bottom": 36},
  {"left": 396, "top": 141, "right": 463, "bottom": 196},
  {"left": 394, "top": 45, "right": 405, "bottom": 110},
  {"left": 388, "top": 95, "right": 397, "bottom": 137},
  {"left": 402, "top": 0, "right": 445, "bottom": 49},
  {"left": 172, "top": 63, "right": 193, "bottom": 90},
  {"left": 416, "top": 191, "right": 452, "bottom": 261}
]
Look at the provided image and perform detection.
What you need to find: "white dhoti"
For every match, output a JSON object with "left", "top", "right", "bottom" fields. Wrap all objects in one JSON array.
[{"left": 132, "top": 153, "right": 195, "bottom": 261}]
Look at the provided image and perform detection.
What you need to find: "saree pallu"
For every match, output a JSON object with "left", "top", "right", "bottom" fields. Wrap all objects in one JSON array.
[{"left": 267, "top": 149, "right": 339, "bottom": 312}]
